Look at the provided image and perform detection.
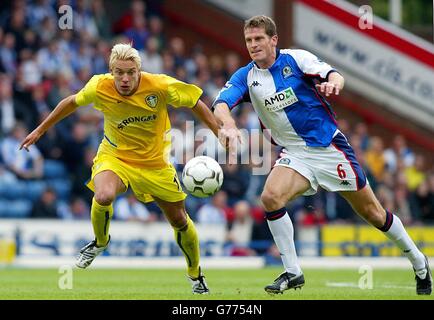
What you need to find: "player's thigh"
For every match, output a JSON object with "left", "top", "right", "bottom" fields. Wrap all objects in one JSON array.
[
  {"left": 153, "top": 197, "right": 187, "bottom": 228},
  {"left": 94, "top": 170, "right": 127, "bottom": 200},
  {"left": 339, "top": 185, "right": 385, "bottom": 227},
  {"left": 262, "top": 166, "right": 311, "bottom": 204},
  {"left": 132, "top": 165, "right": 186, "bottom": 203}
]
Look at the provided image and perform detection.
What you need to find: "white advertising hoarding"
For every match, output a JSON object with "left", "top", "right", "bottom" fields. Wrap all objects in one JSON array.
[
  {"left": 0, "top": 220, "right": 226, "bottom": 257},
  {"left": 294, "top": 0, "right": 434, "bottom": 130}
]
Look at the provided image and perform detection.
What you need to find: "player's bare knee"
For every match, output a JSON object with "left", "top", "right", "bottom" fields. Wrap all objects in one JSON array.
[
  {"left": 261, "top": 190, "right": 285, "bottom": 212},
  {"left": 94, "top": 191, "right": 116, "bottom": 206},
  {"left": 166, "top": 210, "right": 187, "bottom": 229}
]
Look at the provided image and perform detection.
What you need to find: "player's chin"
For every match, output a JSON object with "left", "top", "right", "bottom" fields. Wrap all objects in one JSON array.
[
  {"left": 251, "top": 54, "right": 264, "bottom": 64},
  {"left": 250, "top": 52, "right": 260, "bottom": 59},
  {"left": 119, "top": 88, "right": 131, "bottom": 95}
]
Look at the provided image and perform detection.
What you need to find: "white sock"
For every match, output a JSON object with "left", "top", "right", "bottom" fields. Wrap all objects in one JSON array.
[
  {"left": 381, "top": 212, "right": 425, "bottom": 271},
  {"left": 266, "top": 209, "right": 302, "bottom": 276}
]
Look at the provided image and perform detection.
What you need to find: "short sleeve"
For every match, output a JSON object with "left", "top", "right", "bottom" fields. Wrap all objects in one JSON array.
[
  {"left": 75, "top": 75, "right": 101, "bottom": 106},
  {"left": 212, "top": 65, "right": 250, "bottom": 110},
  {"left": 289, "top": 49, "right": 336, "bottom": 79},
  {"left": 165, "top": 75, "right": 203, "bottom": 108}
]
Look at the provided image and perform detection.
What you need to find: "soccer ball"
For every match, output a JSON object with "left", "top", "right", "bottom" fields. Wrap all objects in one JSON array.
[{"left": 181, "top": 156, "right": 224, "bottom": 198}]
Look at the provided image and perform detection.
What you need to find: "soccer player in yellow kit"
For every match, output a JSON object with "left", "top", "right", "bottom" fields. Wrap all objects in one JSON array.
[{"left": 20, "top": 43, "right": 221, "bottom": 294}]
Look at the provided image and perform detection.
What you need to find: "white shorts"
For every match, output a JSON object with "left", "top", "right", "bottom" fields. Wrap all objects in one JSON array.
[{"left": 274, "top": 131, "right": 368, "bottom": 196}]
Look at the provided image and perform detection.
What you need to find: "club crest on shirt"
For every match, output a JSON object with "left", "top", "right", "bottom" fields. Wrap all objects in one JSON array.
[
  {"left": 278, "top": 158, "right": 291, "bottom": 165},
  {"left": 145, "top": 94, "right": 158, "bottom": 108},
  {"left": 282, "top": 65, "right": 292, "bottom": 78}
]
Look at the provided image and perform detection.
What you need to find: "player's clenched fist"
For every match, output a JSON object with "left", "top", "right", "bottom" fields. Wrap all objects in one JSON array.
[
  {"left": 218, "top": 126, "right": 242, "bottom": 165},
  {"left": 315, "top": 82, "right": 340, "bottom": 97}
]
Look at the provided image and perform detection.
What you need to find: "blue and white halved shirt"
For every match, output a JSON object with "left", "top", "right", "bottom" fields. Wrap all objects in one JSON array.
[{"left": 213, "top": 49, "right": 339, "bottom": 148}]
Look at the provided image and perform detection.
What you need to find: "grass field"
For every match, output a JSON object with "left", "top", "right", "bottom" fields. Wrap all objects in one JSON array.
[
  {"left": 0, "top": 267, "right": 432, "bottom": 300},
  {"left": 0, "top": 268, "right": 434, "bottom": 300}
]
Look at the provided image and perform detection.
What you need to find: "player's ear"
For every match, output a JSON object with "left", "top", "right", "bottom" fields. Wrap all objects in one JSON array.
[{"left": 271, "top": 35, "right": 278, "bottom": 46}]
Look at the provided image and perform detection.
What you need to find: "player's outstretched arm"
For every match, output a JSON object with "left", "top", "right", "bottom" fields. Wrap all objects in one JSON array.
[
  {"left": 20, "top": 94, "right": 79, "bottom": 152},
  {"left": 191, "top": 99, "right": 220, "bottom": 138},
  {"left": 213, "top": 102, "right": 242, "bottom": 163}
]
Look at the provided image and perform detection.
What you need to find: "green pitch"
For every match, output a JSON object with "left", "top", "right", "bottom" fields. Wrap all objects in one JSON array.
[{"left": 0, "top": 267, "right": 432, "bottom": 300}]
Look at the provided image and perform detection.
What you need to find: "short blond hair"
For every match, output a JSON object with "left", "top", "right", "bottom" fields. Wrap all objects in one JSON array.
[{"left": 109, "top": 43, "right": 141, "bottom": 70}]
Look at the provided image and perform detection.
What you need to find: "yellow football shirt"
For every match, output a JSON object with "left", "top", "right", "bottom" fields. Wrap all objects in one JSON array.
[{"left": 75, "top": 72, "right": 202, "bottom": 168}]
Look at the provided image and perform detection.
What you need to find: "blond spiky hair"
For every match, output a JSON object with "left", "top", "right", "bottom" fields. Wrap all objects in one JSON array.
[{"left": 109, "top": 43, "right": 141, "bottom": 70}]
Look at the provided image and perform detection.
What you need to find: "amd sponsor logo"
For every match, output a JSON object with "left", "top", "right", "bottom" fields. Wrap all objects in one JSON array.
[{"left": 264, "top": 87, "right": 298, "bottom": 112}]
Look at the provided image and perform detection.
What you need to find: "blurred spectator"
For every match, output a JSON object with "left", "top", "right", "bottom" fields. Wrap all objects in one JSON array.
[
  {"left": 58, "top": 196, "right": 90, "bottom": 220},
  {"left": 36, "top": 40, "right": 70, "bottom": 78},
  {"left": 17, "top": 49, "right": 42, "bottom": 91},
  {"left": 140, "top": 37, "right": 163, "bottom": 73},
  {"left": 73, "top": 0, "right": 99, "bottom": 40},
  {"left": 114, "top": 192, "right": 158, "bottom": 223},
  {"left": 0, "top": 74, "right": 35, "bottom": 131},
  {"left": 38, "top": 16, "right": 56, "bottom": 45},
  {"left": 112, "top": 0, "right": 147, "bottom": 34},
  {"left": 405, "top": 154, "right": 426, "bottom": 191},
  {"left": 92, "top": 40, "right": 110, "bottom": 74},
  {"left": 225, "top": 200, "right": 256, "bottom": 256},
  {"left": 353, "top": 122, "right": 370, "bottom": 151},
  {"left": 161, "top": 50, "right": 175, "bottom": 76},
  {"left": 224, "top": 52, "right": 241, "bottom": 78},
  {"left": 334, "top": 193, "right": 359, "bottom": 223},
  {"left": 394, "top": 185, "right": 413, "bottom": 225},
  {"left": 46, "top": 71, "right": 73, "bottom": 109},
  {"left": 27, "top": 0, "right": 57, "bottom": 30},
  {"left": 36, "top": 125, "right": 64, "bottom": 161},
  {"left": 0, "top": 75, "right": 16, "bottom": 135},
  {"left": 250, "top": 207, "right": 273, "bottom": 255},
  {"left": 22, "top": 28, "right": 38, "bottom": 52},
  {"left": 0, "top": 163, "right": 17, "bottom": 184},
  {"left": 91, "top": 0, "right": 112, "bottom": 40},
  {"left": 124, "top": 14, "right": 149, "bottom": 51},
  {"left": 1, "top": 122, "right": 44, "bottom": 179},
  {"left": 68, "top": 146, "right": 95, "bottom": 202},
  {"left": 196, "top": 190, "right": 229, "bottom": 224},
  {"left": 71, "top": 43, "right": 93, "bottom": 74},
  {"left": 31, "top": 85, "right": 50, "bottom": 116},
  {"left": 0, "top": 32, "right": 17, "bottom": 76},
  {"left": 70, "top": 67, "right": 91, "bottom": 93},
  {"left": 412, "top": 179, "right": 433, "bottom": 223},
  {"left": 384, "top": 135, "right": 415, "bottom": 172},
  {"left": 30, "top": 187, "right": 59, "bottom": 218},
  {"left": 3, "top": 7, "right": 27, "bottom": 53},
  {"left": 60, "top": 122, "right": 91, "bottom": 172},
  {"left": 169, "top": 37, "right": 186, "bottom": 68},
  {"left": 376, "top": 184, "right": 396, "bottom": 213},
  {"left": 148, "top": 15, "right": 166, "bottom": 51},
  {"left": 365, "top": 136, "right": 386, "bottom": 183},
  {"left": 221, "top": 163, "right": 250, "bottom": 205}
]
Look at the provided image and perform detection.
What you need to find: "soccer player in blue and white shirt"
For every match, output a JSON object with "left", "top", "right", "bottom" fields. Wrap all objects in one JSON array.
[{"left": 213, "top": 15, "right": 431, "bottom": 295}]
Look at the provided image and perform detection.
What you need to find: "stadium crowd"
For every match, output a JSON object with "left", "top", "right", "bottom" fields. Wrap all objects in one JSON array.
[{"left": 0, "top": 0, "right": 433, "bottom": 256}]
